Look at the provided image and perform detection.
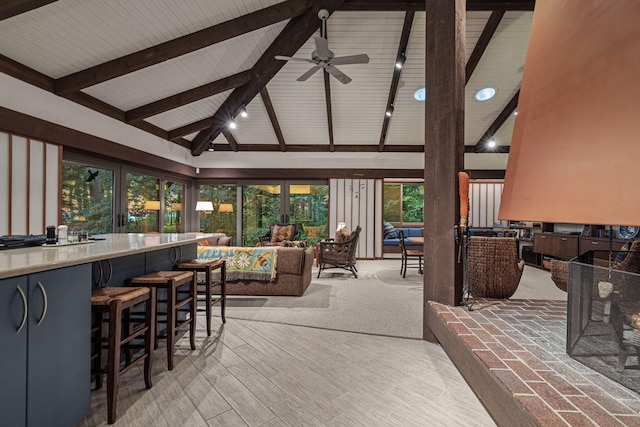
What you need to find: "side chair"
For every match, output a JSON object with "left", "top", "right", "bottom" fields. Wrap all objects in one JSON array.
[{"left": 398, "top": 229, "right": 423, "bottom": 278}]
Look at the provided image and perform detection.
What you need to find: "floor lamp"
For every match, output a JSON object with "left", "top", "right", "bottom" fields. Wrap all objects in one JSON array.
[{"left": 195, "top": 201, "right": 213, "bottom": 232}]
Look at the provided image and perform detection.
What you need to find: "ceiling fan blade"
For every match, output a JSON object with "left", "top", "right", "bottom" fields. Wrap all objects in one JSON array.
[
  {"left": 330, "top": 54, "right": 370, "bottom": 66},
  {"left": 297, "top": 66, "right": 322, "bottom": 81},
  {"left": 326, "top": 65, "right": 352, "bottom": 84},
  {"left": 275, "top": 55, "right": 316, "bottom": 64},
  {"left": 314, "top": 37, "right": 330, "bottom": 59}
]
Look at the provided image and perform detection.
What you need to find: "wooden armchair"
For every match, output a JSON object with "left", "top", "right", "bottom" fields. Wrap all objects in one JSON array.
[
  {"left": 317, "top": 226, "right": 361, "bottom": 279},
  {"left": 258, "top": 223, "right": 299, "bottom": 246}
]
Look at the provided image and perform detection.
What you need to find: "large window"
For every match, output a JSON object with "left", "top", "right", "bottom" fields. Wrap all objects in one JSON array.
[
  {"left": 199, "top": 185, "right": 238, "bottom": 243},
  {"left": 61, "top": 162, "right": 114, "bottom": 234},
  {"left": 383, "top": 182, "right": 424, "bottom": 223},
  {"left": 62, "top": 156, "right": 190, "bottom": 234}
]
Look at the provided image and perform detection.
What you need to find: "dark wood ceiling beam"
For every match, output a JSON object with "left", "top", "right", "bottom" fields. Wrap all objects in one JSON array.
[
  {"left": 208, "top": 143, "right": 425, "bottom": 152},
  {"left": 260, "top": 87, "right": 287, "bottom": 152},
  {"left": 221, "top": 128, "right": 239, "bottom": 151},
  {"left": 474, "top": 89, "right": 519, "bottom": 150},
  {"left": 0, "top": 53, "right": 53, "bottom": 91},
  {"left": 339, "top": 0, "right": 534, "bottom": 11},
  {"left": 126, "top": 70, "right": 251, "bottom": 123},
  {"left": 190, "top": 0, "right": 347, "bottom": 156},
  {"left": 54, "top": 0, "right": 312, "bottom": 94},
  {"left": 322, "top": 26, "right": 335, "bottom": 152},
  {"left": 323, "top": 72, "right": 335, "bottom": 152},
  {"left": 378, "top": 11, "right": 414, "bottom": 151},
  {"left": 466, "top": 10, "right": 504, "bottom": 84},
  {"left": 0, "top": 0, "right": 57, "bottom": 20}
]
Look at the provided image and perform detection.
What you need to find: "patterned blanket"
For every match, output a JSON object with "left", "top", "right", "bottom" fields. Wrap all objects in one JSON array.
[{"left": 197, "top": 246, "right": 278, "bottom": 282}]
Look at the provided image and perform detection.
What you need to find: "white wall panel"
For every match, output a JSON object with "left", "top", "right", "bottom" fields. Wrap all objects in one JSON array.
[
  {"left": 29, "top": 140, "right": 45, "bottom": 234},
  {"left": 328, "top": 178, "right": 380, "bottom": 259},
  {"left": 0, "top": 133, "right": 8, "bottom": 235},
  {"left": 11, "top": 136, "right": 28, "bottom": 235},
  {"left": 469, "top": 180, "right": 506, "bottom": 228}
]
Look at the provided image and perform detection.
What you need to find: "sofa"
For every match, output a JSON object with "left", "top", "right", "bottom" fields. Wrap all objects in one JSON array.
[
  {"left": 383, "top": 225, "right": 422, "bottom": 253},
  {"left": 197, "top": 245, "right": 314, "bottom": 296}
]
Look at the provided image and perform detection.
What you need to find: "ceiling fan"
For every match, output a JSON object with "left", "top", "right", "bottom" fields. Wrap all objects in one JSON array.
[{"left": 275, "top": 9, "right": 369, "bottom": 84}]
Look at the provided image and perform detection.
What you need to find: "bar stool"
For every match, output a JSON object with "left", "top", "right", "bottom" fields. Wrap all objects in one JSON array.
[
  {"left": 175, "top": 259, "right": 227, "bottom": 336},
  {"left": 91, "top": 286, "right": 156, "bottom": 425},
  {"left": 127, "top": 270, "right": 196, "bottom": 370}
]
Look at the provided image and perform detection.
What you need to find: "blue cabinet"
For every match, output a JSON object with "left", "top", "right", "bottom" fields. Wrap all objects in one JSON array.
[{"left": 0, "top": 264, "right": 91, "bottom": 427}]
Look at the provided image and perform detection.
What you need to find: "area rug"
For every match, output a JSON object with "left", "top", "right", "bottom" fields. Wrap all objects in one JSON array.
[{"left": 217, "top": 259, "right": 425, "bottom": 339}]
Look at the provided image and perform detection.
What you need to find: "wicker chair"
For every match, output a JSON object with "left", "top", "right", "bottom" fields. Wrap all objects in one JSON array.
[
  {"left": 467, "top": 236, "right": 525, "bottom": 298},
  {"left": 551, "top": 240, "right": 640, "bottom": 292},
  {"left": 317, "top": 226, "right": 361, "bottom": 279}
]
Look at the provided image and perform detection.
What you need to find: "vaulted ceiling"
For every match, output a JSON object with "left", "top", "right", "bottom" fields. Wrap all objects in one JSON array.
[{"left": 0, "top": 0, "right": 534, "bottom": 160}]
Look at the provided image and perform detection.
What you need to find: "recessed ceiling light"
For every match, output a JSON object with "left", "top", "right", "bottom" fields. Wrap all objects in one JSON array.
[
  {"left": 413, "top": 87, "right": 426, "bottom": 102},
  {"left": 475, "top": 87, "right": 497, "bottom": 102}
]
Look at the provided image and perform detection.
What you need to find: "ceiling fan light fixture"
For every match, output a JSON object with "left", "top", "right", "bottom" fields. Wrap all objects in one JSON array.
[
  {"left": 395, "top": 54, "right": 406, "bottom": 69},
  {"left": 386, "top": 106, "right": 394, "bottom": 117}
]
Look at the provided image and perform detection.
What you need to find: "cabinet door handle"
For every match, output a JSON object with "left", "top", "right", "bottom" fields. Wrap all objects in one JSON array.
[
  {"left": 591, "top": 241, "right": 599, "bottom": 245},
  {"left": 93, "top": 261, "right": 104, "bottom": 286},
  {"left": 104, "top": 259, "right": 113, "bottom": 285},
  {"left": 16, "top": 286, "right": 28, "bottom": 334},
  {"left": 36, "top": 281, "right": 48, "bottom": 326}
]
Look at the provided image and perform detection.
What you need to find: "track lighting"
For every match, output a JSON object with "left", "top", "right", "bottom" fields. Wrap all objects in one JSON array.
[
  {"left": 228, "top": 120, "right": 236, "bottom": 129},
  {"left": 386, "top": 105, "right": 394, "bottom": 117},
  {"left": 487, "top": 139, "right": 496, "bottom": 148},
  {"left": 395, "top": 54, "right": 406, "bottom": 69},
  {"left": 207, "top": 142, "right": 215, "bottom": 152},
  {"left": 238, "top": 105, "right": 248, "bottom": 118}
]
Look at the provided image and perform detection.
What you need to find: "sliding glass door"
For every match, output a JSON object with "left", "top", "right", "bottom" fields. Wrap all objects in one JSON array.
[{"left": 240, "top": 181, "right": 328, "bottom": 246}]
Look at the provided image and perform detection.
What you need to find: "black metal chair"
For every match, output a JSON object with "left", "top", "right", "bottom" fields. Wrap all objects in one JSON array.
[
  {"left": 398, "top": 229, "right": 423, "bottom": 278},
  {"left": 317, "top": 226, "right": 361, "bottom": 278}
]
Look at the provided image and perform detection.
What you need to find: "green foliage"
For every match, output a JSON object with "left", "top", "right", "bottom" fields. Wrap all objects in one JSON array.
[
  {"left": 383, "top": 183, "right": 424, "bottom": 224},
  {"left": 62, "top": 163, "right": 113, "bottom": 234}
]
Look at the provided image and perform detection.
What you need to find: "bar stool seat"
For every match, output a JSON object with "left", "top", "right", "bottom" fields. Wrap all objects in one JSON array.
[
  {"left": 127, "top": 270, "right": 196, "bottom": 370},
  {"left": 176, "top": 259, "right": 226, "bottom": 336},
  {"left": 91, "top": 286, "right": 156, "bottom": 424}
]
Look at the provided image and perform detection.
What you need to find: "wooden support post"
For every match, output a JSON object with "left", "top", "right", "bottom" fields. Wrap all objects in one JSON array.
[{"left": 423, "top": 0, "right": 466, "bottom": 341}]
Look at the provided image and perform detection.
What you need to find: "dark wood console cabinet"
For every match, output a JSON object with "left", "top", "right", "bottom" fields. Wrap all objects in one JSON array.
[{"left": 534, "top": 232, "right": 628, "bottom": 261}]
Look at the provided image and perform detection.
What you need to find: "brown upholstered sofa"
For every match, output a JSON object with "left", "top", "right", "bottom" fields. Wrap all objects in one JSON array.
[{"left": 198, "top": 245, "right": 314, "bottom": 296}]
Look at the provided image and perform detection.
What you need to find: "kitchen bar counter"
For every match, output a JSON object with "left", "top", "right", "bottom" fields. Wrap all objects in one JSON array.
[{"left": 0, "top": 233, "right": 220, "bottom": 280}]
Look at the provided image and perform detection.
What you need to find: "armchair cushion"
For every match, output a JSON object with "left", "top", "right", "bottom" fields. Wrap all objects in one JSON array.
[{"left": 270, "top": 224, "right": 296, "bottom": 243}]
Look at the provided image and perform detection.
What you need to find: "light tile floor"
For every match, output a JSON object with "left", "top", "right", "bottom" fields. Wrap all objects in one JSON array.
[{"left": 77, "top": 315, "right": 496, "bottom": 426}]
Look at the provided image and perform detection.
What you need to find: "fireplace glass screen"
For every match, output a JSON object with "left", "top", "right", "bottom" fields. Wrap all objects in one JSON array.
[{"left": 567, "top": 260, "right": 640, "bottom": 393}]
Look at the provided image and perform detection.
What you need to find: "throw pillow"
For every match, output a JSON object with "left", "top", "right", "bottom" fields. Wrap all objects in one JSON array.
[
  {"left": 218, "top": 236, "right": 232, "bottom": 246},
  {"left": 270, "top": 224, "right": 294, "bottom": 243},
  {"left": 615, "top": 242, "right": 631, "bottom": 265},
  {"left": 198, "top": 240, "right": 209, "bottom": 246},
  {"left": 336, "top": 223, "right": 350, "bottom": 242},
  {"left": 383, "top": 222, "right": 397, "bottom": 239}
]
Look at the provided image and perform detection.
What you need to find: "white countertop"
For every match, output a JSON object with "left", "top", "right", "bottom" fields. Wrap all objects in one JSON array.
[{"left": 0, "top": 233, "right": 221, "bottom": 279}]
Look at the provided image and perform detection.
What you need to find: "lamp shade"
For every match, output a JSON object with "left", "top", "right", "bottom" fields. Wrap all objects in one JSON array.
[
  {"left": 499, "top": 1, "right": 640, "bottom": 226},
  {"left": 218, "top": 203, "right": 234, "bottom": 213},
  {"left": 195, "top": 201, "right": 213, "bottom": 212},
  {"left": 144, "top": 200, "right": 160, "bottom": 211}
]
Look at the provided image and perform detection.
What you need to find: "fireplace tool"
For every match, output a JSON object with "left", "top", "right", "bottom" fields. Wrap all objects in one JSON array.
[{"left": 456, "top": 171, "right": 474, "bottom": 310}]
